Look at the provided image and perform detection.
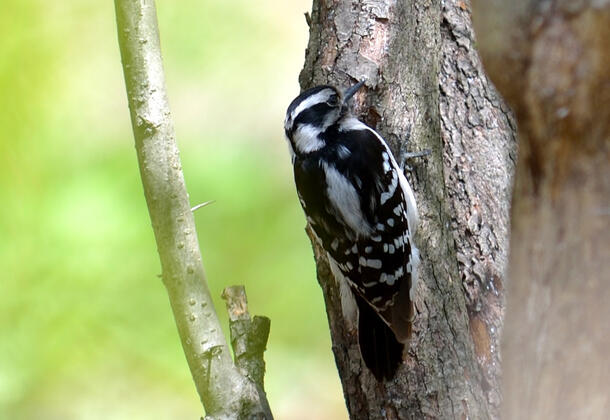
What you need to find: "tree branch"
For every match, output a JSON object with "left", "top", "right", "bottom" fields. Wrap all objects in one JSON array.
[
  {"left": 114, "top": 1, "right": 272, "bottom": 418},
  {"left": 222, "top": 287, "right": 271, "bottom": 400}
]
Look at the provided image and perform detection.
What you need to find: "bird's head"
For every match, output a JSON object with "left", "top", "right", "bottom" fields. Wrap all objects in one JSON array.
[{"left": 284, "top": 81, "right": 365, "bottom": 155}]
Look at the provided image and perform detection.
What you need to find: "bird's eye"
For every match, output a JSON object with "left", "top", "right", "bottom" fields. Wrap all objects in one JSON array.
[{"left": 327, "top": 95, "right": 339, "bottom": 106}]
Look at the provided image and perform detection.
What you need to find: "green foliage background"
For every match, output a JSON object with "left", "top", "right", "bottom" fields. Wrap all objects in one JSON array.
[{"left": 0, "top": 1, "right": 346, "bottom": 418}]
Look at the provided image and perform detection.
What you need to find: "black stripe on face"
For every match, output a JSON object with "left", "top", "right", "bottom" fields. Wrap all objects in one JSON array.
[{"left": 293, "top": 102, "right": 334, "bottom": 130}]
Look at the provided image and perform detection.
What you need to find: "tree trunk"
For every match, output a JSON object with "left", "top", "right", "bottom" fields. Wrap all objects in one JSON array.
[
  {"left": 471, "top": 1, "right": 610, "bottom": 419},
  {"left": 299, "top": 0, "right": 515, "bottom": 418}
]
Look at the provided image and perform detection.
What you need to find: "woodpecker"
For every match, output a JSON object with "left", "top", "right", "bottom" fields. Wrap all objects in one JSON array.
[{"left": 284, "top": 81, "right": 420, "bottom": 380}]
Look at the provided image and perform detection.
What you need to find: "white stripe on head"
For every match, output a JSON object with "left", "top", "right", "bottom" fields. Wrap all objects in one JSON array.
[{"left": 290, "top": 88, "right": 334, "bottom": 123}]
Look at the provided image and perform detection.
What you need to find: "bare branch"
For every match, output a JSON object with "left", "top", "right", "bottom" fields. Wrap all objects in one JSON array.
[
  {"left": 114, "top": 1, "right": 272, "bottom": 418},
  {"left": 222, "top": 286, "right": 272, "bottom": 414}
]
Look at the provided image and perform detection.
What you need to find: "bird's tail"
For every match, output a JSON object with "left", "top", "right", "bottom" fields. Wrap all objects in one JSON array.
[{"left": 356, "top": 294, "right": 404, "bottom": 381}]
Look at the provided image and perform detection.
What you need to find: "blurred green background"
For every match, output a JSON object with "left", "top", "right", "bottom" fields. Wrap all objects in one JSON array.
[{"left": 0, "top": 1, "right": 348, "bottom": 418}]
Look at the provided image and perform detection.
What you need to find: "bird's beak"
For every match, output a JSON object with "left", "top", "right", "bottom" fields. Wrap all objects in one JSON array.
[{"left": 342, "top": 80, "right": 366, "bottom": 105}]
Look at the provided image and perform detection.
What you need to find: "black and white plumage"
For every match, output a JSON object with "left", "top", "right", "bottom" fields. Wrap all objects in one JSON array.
[{"left": 284, "top": 82, "right": 420, "bottom": 380}]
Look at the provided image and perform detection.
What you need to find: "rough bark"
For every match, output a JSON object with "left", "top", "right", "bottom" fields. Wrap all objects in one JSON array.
[
  {"left": 114, "top": 1, "right": 272, "bottom": 418},
  {"left": 471, "top": 1, "right": 610, "bottom": 419},
  {"left": 299, "top": 0, "right": 515, "bottom": 418},
  {"left": 438, "top": 3, "right": 517, "bottom": 415}
]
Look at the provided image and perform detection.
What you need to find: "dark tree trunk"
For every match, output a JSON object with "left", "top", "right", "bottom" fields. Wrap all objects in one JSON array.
[
  {"left": 472, "top": 1, "right": 610, "bottom": 419},
  {"left": 299, "top": 0, "right": 516, "bottom": 418}
]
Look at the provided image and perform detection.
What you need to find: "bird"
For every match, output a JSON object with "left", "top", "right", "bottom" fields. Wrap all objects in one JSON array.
[{"left": 283, "top": 81, "right": 420, "bottom": 380}]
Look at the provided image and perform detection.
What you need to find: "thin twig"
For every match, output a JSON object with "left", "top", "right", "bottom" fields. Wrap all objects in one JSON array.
[{"left": 191, "top": 200, "right": 215, "bottom": 212}]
